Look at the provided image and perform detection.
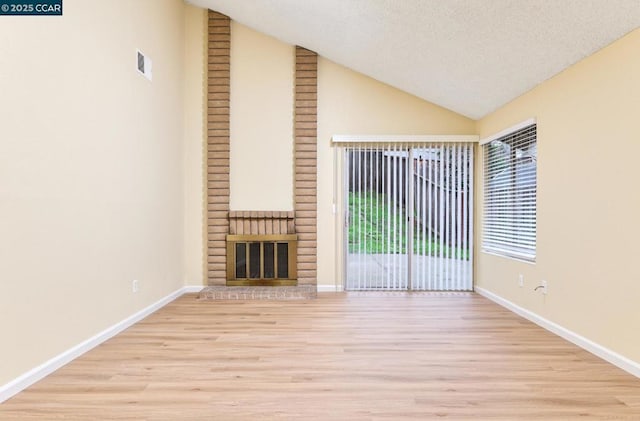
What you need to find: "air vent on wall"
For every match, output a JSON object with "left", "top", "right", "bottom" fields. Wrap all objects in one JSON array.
[{"left": 136, "top": 49, "right": 152, "bottom": 81}]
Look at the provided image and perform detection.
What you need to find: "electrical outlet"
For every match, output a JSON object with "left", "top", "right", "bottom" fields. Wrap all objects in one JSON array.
[
  {"left": 518, "top": 274, "right": 524, "bottom": 287},
  {"left": 132, "top": 279, "right": 139, "bottom": 293},
  {"left": 541, "top": 280, "right": 547, "bottom": 295}
]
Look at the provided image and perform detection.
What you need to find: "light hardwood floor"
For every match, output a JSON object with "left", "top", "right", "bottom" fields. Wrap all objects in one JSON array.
[{"left": 1, "top": 292, "right": 639, "bottom": 420}]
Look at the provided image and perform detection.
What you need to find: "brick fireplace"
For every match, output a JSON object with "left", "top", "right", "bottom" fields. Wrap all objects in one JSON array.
[{"left": 199, "top": 11, "right": 317, "bottom": 300}]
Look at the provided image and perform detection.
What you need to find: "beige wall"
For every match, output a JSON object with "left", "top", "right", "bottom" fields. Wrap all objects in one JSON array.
[
  {"left": 229, "top": 23, "right": 295, "bottom": 211},
  {"left": 0, "top": 0, "right": 186, "bottom": 385},
  {"left": 183, "top": 5, "right": 207, "bottom": 286},
  {"left": 476, "top": 29, "right": 640, "bottom": 363},
  {"left": 317, "top": 58, "right": 476, "bottom": 289}
]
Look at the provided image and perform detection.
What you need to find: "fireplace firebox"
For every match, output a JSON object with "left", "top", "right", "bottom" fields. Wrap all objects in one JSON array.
[{"left": 226, "top": 234, "right": 297, "bottom": 286}]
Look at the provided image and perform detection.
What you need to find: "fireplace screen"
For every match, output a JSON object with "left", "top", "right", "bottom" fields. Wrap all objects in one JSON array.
[{"left": 226, "top": 235, "right": 297, "bottom": 286}]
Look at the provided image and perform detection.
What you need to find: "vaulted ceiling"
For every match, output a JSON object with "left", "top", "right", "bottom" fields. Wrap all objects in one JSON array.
[{"left": 187, "top": 0, "right": 640, "bottom": 119}]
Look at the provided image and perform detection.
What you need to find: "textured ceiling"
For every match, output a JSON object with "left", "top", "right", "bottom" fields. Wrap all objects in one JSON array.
[{"left": 187, "top": 0, "right": 640, "bottom": 119}]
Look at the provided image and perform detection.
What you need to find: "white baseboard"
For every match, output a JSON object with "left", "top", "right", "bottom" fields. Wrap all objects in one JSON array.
[
  {"left": 475, "top": 286, "right": 640, "bottom": 379},
  {"left": 183, "top": 285, "right": 205, "bottom": 293},
  {"left": 0, "top": 285, "right": 198, "bottom": 404},
  {"left": 317, "top": 284, "right": 344, "bottom": 292}
]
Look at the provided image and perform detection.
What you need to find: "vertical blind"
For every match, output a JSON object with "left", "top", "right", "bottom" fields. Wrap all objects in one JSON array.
[
  {"left": 345, "top": 143, "right": 473, "bottom": 291},
  {"left": 345, "top": 143, "right": 409, "bottom": 290},
  {"left": 482, "top": 124, "right": 537, "bottom": 261}
]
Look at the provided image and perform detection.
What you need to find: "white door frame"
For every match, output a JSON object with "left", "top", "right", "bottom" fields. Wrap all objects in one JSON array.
[{"left": 332, "top": 135, "right": 478, "bottom": 291}]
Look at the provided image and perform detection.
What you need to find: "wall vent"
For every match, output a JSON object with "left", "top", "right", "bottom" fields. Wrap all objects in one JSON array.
[{"left": 136, "top": 49, "right": 152, "bottom": 81}]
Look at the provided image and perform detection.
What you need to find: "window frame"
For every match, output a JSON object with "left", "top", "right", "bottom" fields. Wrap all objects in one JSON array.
[{"left": 481, "top": 119, "right": 537, "bottom": 263}]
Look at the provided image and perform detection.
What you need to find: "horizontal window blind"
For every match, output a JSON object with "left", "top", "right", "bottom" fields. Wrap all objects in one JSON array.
[{"left": 482, "top": 124, "right": 537, "bottom": 261}]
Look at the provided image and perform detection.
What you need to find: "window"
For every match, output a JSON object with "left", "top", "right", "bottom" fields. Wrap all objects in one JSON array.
[{"left": 483, "top": 122, "right": 537, "bottom": 262}]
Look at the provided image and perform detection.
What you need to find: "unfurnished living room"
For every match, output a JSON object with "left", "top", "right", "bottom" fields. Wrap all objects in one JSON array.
[{"left": 1, "top": 0, "right": 640, "bottom": 419}]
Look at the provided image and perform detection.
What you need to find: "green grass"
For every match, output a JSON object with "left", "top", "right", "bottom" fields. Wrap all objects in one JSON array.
[{"left": 348, "top": 191, "right": 468, "bottom": 259}]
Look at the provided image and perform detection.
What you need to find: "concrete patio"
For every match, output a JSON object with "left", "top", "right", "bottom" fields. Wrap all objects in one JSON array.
[{"left": 346, "top": 253, "right": 472, "bottom": 290}]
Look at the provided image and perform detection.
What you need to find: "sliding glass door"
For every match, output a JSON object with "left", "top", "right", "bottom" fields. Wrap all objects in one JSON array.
[{"left": 344, "top": 143, "right": 473, "bottom": 291}]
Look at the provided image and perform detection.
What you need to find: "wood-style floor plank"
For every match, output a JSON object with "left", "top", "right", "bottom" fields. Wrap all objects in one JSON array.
[{"left": 1, "top": 292, "right": 639, "bottom": 420}]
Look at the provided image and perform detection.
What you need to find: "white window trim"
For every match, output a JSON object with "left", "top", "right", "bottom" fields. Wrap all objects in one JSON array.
[
  {"left": 332, "top": 134, "right": 479, "bottom": 144},
  {"left": 479, "top": 118, "right": 536, "bottom": 146},
  {"left": 481, "top": 250, "right": 536, "bottom": 265},
  {"left": 481, "top": 119, "right": 537, "bottom": 263}
]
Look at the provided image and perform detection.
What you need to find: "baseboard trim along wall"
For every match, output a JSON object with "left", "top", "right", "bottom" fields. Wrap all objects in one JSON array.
[
  {"left": 183, "top": 285, "right": 206, "bottom": 293},
  {"left": 317, "top": 284, "right": 344, "bottom": 292},
  {"left": 0, "top": 285, "right": 204, "bottom": 404},
  {"left": 475, "top": 287, "right": 640, "bottom": 379}
]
